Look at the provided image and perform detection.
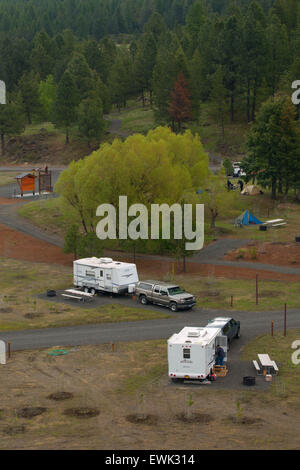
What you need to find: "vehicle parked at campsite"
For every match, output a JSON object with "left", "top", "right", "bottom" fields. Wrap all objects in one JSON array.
[
  {"left": 233, "top": 162, "right": 246, "bottom": 177},
  {"left": 73, "top": 257, "right": 138, "bottom": 295},
  {"left": 168, "top": 326, "right": 228, "bottom": 381},
  {"left": 206, "top": 317, "right": 240, "bottom": 348},
  {"left": 135, "top": 281, "right": 196, "bottom": 311}
]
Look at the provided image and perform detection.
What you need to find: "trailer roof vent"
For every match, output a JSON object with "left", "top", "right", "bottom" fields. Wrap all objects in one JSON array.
[
  {"left": 187, "top": 330, "right": 200, "bottom": 338},
  {"left": 99, "top": 257, "right": 113, "bottom": 263}
]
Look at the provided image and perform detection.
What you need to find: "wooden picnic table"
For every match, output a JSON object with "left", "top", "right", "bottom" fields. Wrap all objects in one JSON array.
[
  {"left": 61, "top": 289, "right": 95, "bottom": 303},
  {"left": 257, "top": 354, "right": 278, "bottom": 375},
  {"left": 262, "top": 219, "right": 284, "bottom": 225},
  {"left": 65, "top": 289, "right": 94, "bottom": 298},
  {"left": 258, "top": 354, "right": 273, "bottom": 367}
]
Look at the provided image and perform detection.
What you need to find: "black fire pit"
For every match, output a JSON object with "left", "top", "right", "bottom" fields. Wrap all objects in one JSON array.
[
  {"left": 47, "top": 290, "right": 56, "bottom": 297},
  {"left": 243, "top": 376, "right": 256, "bottom": 386}
]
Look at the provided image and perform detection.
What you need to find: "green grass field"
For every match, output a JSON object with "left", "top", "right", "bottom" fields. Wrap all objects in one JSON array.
[
  {"left": 21, "top": 122, "right": 60, "bottom": 136},
  {"left": 242, "top": 329, "right": 300, "bottom": 404},
  {"left": 106, "top": 101, "right": 156, "bottom": 135},
  {"left": 0, "top": 171, "right": 20, "bottom": 187},
  {"left": 169, "top": 274, "right": 300, "bottom": 311}
]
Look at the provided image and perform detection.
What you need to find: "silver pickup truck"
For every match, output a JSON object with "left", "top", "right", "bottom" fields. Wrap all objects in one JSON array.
[{"left": 135, "top": 280, "right": 196, "bottom": 312}]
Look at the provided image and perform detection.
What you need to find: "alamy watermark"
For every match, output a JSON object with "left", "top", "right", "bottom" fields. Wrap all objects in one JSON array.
[
  {"left": 291, "top": 340, "right": 300, "bottom": 365},
  {"left": 0, "top": 80, "right": 6, "bottom": 104},
  {"left": 95, "top": 196, "right": 204, "bottom": 251},
  {"left": 291, "top": 80, "right": 300, "bottom": 105}
]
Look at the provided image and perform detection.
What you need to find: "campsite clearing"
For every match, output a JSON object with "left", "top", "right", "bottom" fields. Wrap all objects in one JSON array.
[{"left": 0, "top": 330, "right": 299, "bottom": 450}]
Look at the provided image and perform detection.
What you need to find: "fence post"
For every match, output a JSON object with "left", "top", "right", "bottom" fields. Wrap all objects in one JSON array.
[{"left": 256, "top": 274, "right": 258, "bottom": 305}]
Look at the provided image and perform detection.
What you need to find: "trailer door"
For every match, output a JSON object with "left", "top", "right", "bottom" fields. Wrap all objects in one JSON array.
[
  {"left": 104, "top": 269, "right": 112, "bottom": 290},
  {"left": 97, "top": 268, "right": 105, "bottom": 289},
  {"left": 216, "top": 335, "right": 228, "bottom": 362}
]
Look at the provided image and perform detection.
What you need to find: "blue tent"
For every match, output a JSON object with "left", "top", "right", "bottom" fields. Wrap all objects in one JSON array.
[{"left": 234, "top": 210, "right": 262, "bottom": 226}]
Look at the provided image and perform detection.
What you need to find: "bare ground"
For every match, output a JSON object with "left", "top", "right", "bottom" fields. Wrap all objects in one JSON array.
[{"left": 0, "top": 342, "right": 299, "bottom": 450}]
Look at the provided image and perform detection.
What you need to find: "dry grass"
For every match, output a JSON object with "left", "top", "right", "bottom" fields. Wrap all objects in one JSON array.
[
  {"left": 0, "top": 258, "right": 169, "bottom": 331},
  {"left": 0, "top": 334, "right": 299, "bottom": 450}
]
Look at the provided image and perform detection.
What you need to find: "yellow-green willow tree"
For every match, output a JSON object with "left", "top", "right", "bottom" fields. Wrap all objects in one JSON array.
[{"left": 55, "top": 126, "right": 210, "bottom": 235}]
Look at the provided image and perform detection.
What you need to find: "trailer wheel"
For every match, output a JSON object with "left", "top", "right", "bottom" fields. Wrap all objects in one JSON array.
[
  {"left": 90, "top": 288, "right": 96, "bottom": 296},
  {"left": 84, "top": 287, "right": 89, "bottom": 293},
  {"left": 170, "top": 302, "right": 178, "bottom": 312},
  {"left": 139, "top": 295, "right": 148, "bottom": 305}
]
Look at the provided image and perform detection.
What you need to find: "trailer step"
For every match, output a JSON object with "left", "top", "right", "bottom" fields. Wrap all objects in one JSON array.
[{"left": 213, "top": 365, "right": 228, "bottom": 377}]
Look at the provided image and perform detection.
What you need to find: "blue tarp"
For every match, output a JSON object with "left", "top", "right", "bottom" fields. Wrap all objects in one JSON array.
[{"left": 235, "top": 210, "right": 262, "bottom": 226}]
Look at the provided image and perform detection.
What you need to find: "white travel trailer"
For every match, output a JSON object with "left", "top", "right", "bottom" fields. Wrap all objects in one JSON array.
[
  {"left": 167, "top": 326, "right": 228, "bottom": 381},
  {"left": 73, "top": 257, "right": 139, "bottom": 295}
]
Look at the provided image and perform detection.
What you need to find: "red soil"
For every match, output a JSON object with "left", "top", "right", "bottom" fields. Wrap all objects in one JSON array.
[
  {"left": 225, "top": 241, "right": 300, "bottom": 268},
  {"left": 0, "top": 197, "right": 299, "bottom": 281}
]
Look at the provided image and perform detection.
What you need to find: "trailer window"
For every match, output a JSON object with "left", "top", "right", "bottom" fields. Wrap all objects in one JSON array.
[
  {"left": 86, "top": 270, "right": 95, "bottom": 277},
  {"left": 106, "top": 274, "right": 111, "bottom": 280},
  {"left": 183, "top": 349, "right": 190, "bottom": 359},
  {"left": 100, "top": 270, "right": 103, "bottom": 277}
]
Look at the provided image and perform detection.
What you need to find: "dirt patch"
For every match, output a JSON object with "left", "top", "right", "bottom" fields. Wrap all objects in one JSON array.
[
  {"left": 63, "top": 407, "right": 100, "bottom": 418},
  {"left": 47, "top": 392, "right": 73, "bottom": 401},
  {"left": 0, "top": 197, "right": 23, "bottom": 205},
  {"left": 259, "top": 290, "right": 282, "bottom": 298},
  {"left": 0, "top": 307, "right": 13, "bottom": 313},
  {"left": 225, "top": 415, "right": 264, "bottom": 426},
  {"left": 3, "top": 424, "right": 26, "bottom": 435},
  {"left": 24, "top": 312, "right": 44, "bottom": 319},
  {"left": 3, "top": 132, "right": 92, "bottom": 166},
  {"left": 176, "top": 412, "right": 213, "bottom": 424},
  {"left": 0, "top": 223, "right": 73, "bottom": 266},
  {"left": 16, "top": 407, "right": 47, "bottom": 419},
  {"left": 206, "top": 290, "right": 221, "bottom": 297},
  {"left": 126, "top": 413, "right": 158, "bottom": 425},
  {"left": 226, "top": 242, "right": 300, "bottom": 268}
]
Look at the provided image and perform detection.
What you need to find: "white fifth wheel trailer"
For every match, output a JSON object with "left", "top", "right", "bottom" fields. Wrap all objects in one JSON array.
[
  {"left": 168, "top": 326, "right": 228, "bottom": 381},
  {"left": 73, "top": 257, "right": 138, "bottom": 295}
]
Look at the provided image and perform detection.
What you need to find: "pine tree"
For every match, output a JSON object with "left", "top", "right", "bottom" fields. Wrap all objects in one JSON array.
[
  {"left": 77, "top": 95, "right": 104, "bottom": 147},
  {"left": 209, "top": 65, "right": 227, "bottom": 139},
  {"left": 134, "top": 32, "right": 157, "bottom": 106},
  {"left": 0, "top": 100, "right": 25, "bottom": 156},
  {"left": 245, "top": 96, "right": 300, "bottom": 199},
  {"left": 18, "top": 71, "right": 41, "bottom": 124},
  {"left": 52, "top": 70, "right": 78, "bottom": 144}
]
